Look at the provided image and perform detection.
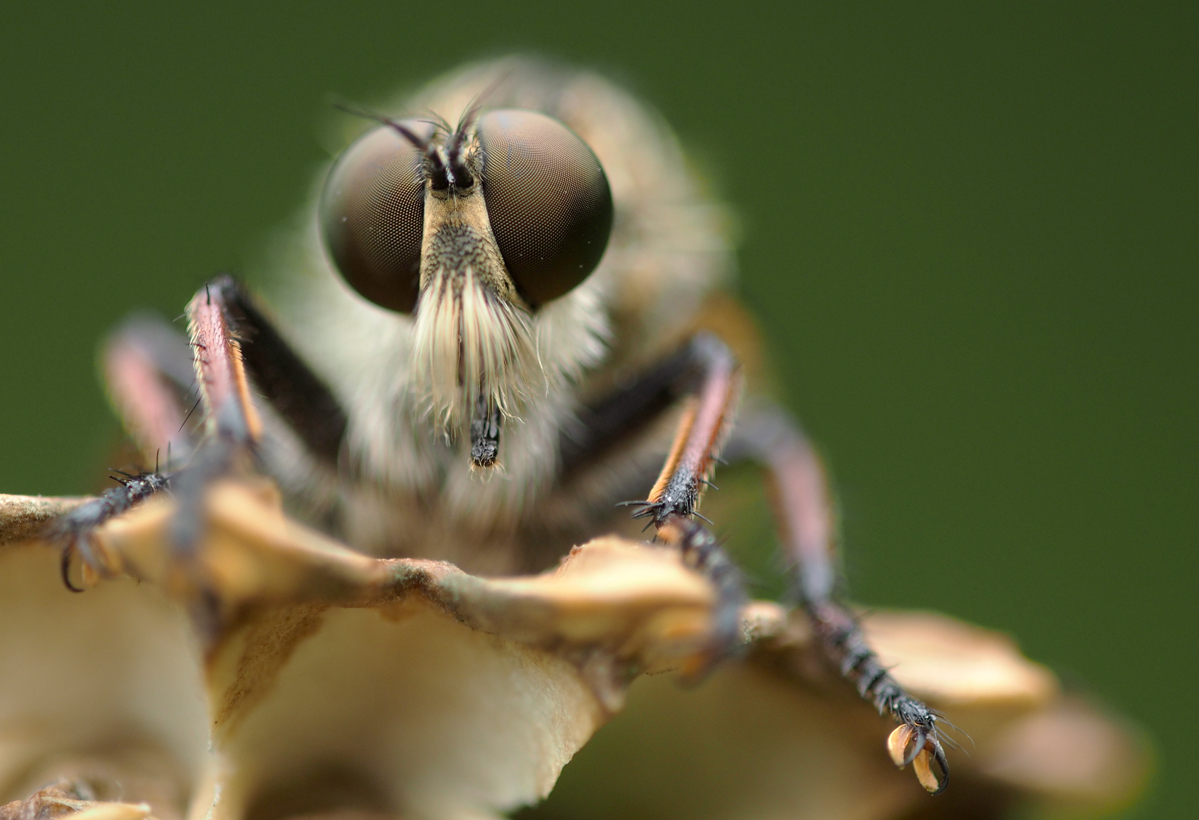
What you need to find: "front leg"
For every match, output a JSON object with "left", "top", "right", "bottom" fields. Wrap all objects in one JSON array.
[
  {"left": 59, "top": 276, "right": 348, "bottom": 588},
  {"left": 552, "top": 332, "right": 749, "bottom": 667},
  {"left": 57, "top": 280, "right": 268, "bottom": 587},
  {"left": 164, "top": 280, "right": 268, "bottom": 554},
  {"left": 209, "top": 275, "right": 347, "bottom": 465},
  {"left": 54, "top": 313, "right": 198, "bottom": 589},
  {"left": 622, "top": 334, "right": 746, "bottom": 666}
]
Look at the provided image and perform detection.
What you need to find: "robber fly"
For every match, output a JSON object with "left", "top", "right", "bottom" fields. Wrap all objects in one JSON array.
[{"left": 55, "top": 57, "right": 950, "bottom": 792}]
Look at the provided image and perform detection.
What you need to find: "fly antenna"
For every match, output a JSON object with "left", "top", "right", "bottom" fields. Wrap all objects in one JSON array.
[{"left": 331, "top": 98, "right": 430, "bottom": 150}]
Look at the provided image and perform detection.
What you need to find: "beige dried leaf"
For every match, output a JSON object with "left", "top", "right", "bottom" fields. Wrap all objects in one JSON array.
[
  {"left": 0, "top": 496, "right": 86, "bottom": 548},
  {"left": 0, "top": 482, "right": 1149, "bottom": 820}
]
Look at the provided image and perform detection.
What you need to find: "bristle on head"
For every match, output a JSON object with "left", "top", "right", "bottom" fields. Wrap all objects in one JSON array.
[{"left": 410, "top": 265, "right": 538, "bottom": 430}]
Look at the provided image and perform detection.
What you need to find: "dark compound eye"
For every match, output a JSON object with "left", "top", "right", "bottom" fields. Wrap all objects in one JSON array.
[
  {"left": 319, "top": 119, "right": 433, "bottom": 313},
  {"left": 477, "top": 110, "right": 613, "bottom": 308}
]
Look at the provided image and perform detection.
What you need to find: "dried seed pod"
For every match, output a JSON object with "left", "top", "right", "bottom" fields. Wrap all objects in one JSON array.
[{"left": 0, "top": 484, "right": 1149, "bottom": 820}]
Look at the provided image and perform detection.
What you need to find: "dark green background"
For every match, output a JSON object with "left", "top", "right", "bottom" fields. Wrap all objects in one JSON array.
[{"left": 1, "top": 3, "right": 1193, "bottom": 817}]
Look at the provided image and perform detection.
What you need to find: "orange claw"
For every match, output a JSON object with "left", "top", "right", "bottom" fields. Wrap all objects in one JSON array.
[
  {"left": 887, "top": 724, "right": 915, "bottom": 767},
  {"left": 886, "top": 723, "right": 948, "bottom": 794}
]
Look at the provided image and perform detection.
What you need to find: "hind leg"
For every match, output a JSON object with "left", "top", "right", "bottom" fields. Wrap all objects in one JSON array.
[{"left": 726, "top": 402, "right": 950, "bottom": 793}]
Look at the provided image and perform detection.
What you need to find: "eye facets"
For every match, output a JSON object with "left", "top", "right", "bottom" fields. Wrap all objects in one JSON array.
[
  {"left": 478, "top": 110, "right": 613, "bottom": 308},
  {"left": 319, "top": 120, "right": 431, "bottom": 313},
  {"left": 319, "top": 109, "right": 612, "bottom": 314}
]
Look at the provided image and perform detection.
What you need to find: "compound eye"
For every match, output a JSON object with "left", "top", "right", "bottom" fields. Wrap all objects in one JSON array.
[
  {"left": 477, "top": 110, "right": 613, "bottom": 308},
  {"left": 319, "top": 119, "right": 433, "bottom": 313}
]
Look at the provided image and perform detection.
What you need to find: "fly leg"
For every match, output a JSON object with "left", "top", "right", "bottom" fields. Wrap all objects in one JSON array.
[
  {"left": 562, "top": 329, "right": 951, "bottom": 792},
  {"left": 57, "top": 278, "right": 272, "bottom": 589},
  {"left": 58, "top": 275, "right": 349, "bottom": 592},
  {"left": 142, "top": 274, "right": 349, "bottom": 565},
  {"left": 162, "top": 278, "right": 269, "bottom": 558},
  {"left": 617, "top": 333, "right": 747, "bottom": 670},
  {"left": 55, "top": 314, "right": 197, "bottom": 589},
  {"left": 726, "top": 403, "right": 950, "bottom": 793},
  {"left": 206, "top": 275, "right": 347, "bottom": 467}
]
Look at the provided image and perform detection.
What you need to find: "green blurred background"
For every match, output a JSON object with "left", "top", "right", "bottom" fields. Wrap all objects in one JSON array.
[{"left": 0, "top": 2, "right": 1193, "bottom": 817}]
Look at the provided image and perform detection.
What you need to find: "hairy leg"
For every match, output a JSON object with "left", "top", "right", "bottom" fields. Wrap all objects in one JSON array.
[
  {"left": 208, "top": 275, "right": 346, "bottom": 466},
  {"left": 557, "top": 333, "right": 950, "bottom": 791},
  {"left": 559, "top": 333, "right": 748, "bottom": 666},
  {"left": 622, "top": 334, "right": 745, "bottom": 664},
  {"left": 57, "top": 275, "right": 349, "bottom": 587},
  {"left": 54, "top": 315, "right": 197, "bottom": 588},
  {"left": 727, "top": 402, "right": 950, "bottom": 792}
]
